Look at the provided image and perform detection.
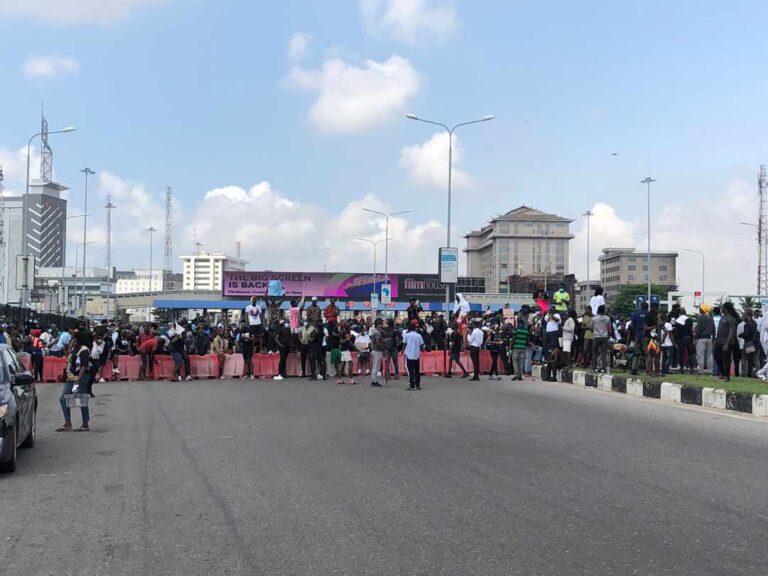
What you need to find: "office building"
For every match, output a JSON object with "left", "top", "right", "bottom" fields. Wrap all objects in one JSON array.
[
  {"left": 599, "top": 248, "right": 678, "bottom": 303},
  {"left": 115, "top": 269, "right": 182, "bottom": 294},
  {"left": 464, "top": 206, "right": 574, "bottom": 293},
  {"left": 179, "top": 252, "right": 248, "bottom": 291}
]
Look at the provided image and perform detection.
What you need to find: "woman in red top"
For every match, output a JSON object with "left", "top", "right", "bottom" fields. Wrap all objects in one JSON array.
[{"left": 137, "top": 325, "right": 158, "bottom": 380}]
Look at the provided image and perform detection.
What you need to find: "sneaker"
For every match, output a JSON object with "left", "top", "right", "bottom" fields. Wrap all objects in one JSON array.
[
  {"left": 220, "top": 376, "right": 226, "bottom": 379},
  {"left": 273, "top": 375, "right": 284, "bottom": 380},
  {"left": 349, "top": 380, "right": 357, "bottom": 385},
  {"left": 177, "top": 376, "right": 182, "bottom": 382},
  {"left": 461, "top": 373, "right": 469, "bottom": 379},
  {"left": 415, "top": 386, "right": 422, "bottom": 390},
  {"left": 371, "top": 381, "right": 382, "bottom": 387},
  {"left": 377, "top": 371, "right": 382, "bottom": 378},
  {"left": 185, "top": 375, "right": 193, "bottom": 381},
  {"left": 406, "top": 386, "right": 415, "bottom": 390},
  {"left": 336, "top": 379, "right": 344, "bottom": 385},
  {"left": 112, "top": 368, "right": 120, "bottom": 374},
  {"left": 98, "top": 378, "right": 106, "bottom": 384},
  {"left": 316, "top": 375, "right": 324, "bottom": 380}
]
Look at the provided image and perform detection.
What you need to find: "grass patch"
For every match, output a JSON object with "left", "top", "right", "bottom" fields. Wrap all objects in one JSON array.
[{"left": 608, "top": 369, "right": 768, "bottom": 396}]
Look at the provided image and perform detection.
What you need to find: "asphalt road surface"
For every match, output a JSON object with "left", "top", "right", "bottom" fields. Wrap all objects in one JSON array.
[{"left": 1, "top": 375, "right": 767, "bottom": 576}]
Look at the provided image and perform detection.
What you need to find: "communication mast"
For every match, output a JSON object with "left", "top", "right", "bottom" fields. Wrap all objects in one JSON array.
[
  {"left": 163, "top": 186, "right": 173, "bottom": 290},
  {"left": 758, "top": 166, "right": 768, "bottom": 295},
  {"left": 40, "top": 105, "right": 53, "bottom": 182},
  {"left": 104, "top": 196, "right": 116, "bottom": 318},
  {"left": 236, "top": 241, "right": 241, "bottom": 258}
]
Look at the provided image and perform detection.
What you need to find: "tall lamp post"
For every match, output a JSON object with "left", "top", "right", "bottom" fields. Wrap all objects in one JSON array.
[
  {"left": 22, "top": 126, "right": 75, "bottom": 308},
  {"left": 75, "top": 240, "right": 95, "bottom": 316},
  {"left": 685, "top": 248, "right": 705, "bottom": 305},
  {"left": 362, "top": 208, "right": 411, "bottom": 284},
  {"left": 79, "top": 167, "right": 95, "bottom": 317},
  {"left": 147, "top": 226, "right": 158, "bottom": 288},
  {"left": 355, "top": 236, "right": 392, "bottom": 304},
  {"left": 405, "top": 113, "right": 494, "bottom": 316},
  {"left": 543, "top": 226, "right": 550, "bottom": 295},
  {"left": 641, "top": 174, "right": 656, "bottom": 303},
  {"left": 583, "top": 209, "right": 594, "bottom": 285}
]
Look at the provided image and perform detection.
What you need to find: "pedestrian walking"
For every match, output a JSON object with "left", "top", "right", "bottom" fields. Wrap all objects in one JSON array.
[
  {"left": 468, "top": 318, "right": 484, "bottom": 381},
  {"left": 403, "top": 319, "right": 424, "bottom": 390}
]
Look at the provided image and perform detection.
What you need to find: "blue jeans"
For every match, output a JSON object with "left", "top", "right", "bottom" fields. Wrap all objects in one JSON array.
[
  {"left": 662, "top": 346, "right": 673, "bottom": 375},
  {"left": 59, "top": 375, "right": 91, "bottom": 424}
]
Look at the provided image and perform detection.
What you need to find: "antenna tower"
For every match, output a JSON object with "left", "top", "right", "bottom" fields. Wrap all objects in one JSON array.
[
  {"left": 164, "top": 186, "right": 173, "bottom": 289},
  {"left": 236, "top": 241, "right": 241, "bottom": 258},
  {"left": 759, "top": 166, "right": 768, "bottom": 295},
  {"left": 104, "top": 196, "right": 116, "bottom": 275},
  {"left": 40, "top": 105, "right": 53, "bottom": 182}
]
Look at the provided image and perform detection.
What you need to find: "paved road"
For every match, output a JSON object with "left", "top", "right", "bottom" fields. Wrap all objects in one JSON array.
[{"left": 1, "top": 375, "right": 767, "bottom": 576}]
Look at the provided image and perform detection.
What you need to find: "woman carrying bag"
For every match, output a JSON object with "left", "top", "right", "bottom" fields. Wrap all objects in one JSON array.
[{"left": 56, "top": 332, "right": 93, "bottom": 432}]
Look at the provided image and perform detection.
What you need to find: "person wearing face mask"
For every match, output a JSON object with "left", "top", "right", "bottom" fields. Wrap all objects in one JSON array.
[{"left": 298, "top": 320, "right": 314, "bottom": 378}]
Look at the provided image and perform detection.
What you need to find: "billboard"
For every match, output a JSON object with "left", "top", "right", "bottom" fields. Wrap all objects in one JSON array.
[
  {"left": 223, "top": 271, "right": 485, "bottom": 300},
  {"left": 222, "top": 271, "right": 400, "bottom": 299}
]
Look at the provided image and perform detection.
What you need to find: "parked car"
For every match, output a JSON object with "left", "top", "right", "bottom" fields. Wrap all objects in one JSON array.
[{"left": 0, "top": 344, "right": 37, "bottom": 473}]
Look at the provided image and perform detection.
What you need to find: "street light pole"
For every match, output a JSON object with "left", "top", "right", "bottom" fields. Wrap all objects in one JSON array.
[
  {"left": 405, "top": 113, "right": 494, "bottom": 317},
  {"left": 355, "top": 237, "right": 392, "bottom": 304},
  {"left": 147, "top": 226, "right": 157, "bottom": 289},
  {"left": 543, "top": 227, "right": 549, "bottom": 295},
  {"left": 641, "top": 175, "right": 656, "bottom": 303},
  {"left": 685, "top": 249, "right": 705, "bottom": 304},
  {"left": 75, "top": 241, "right": 95, "bottom": 316},
  {"left": 583, "top": 210, "right": 594, "bottom": 284},
  {"left": 22, "top": 126, "right": 75, "bottom": 308},
  {"left": 362, "top": 209, "right": 411, "bottom": 285},
  {"left": 80, "top": 167, "right": 95, "bottom": 317}
]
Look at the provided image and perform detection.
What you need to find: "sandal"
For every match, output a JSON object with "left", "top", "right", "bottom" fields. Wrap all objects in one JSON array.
[{"left": 56, "top": 423, "right": 73, "bottom": 432}]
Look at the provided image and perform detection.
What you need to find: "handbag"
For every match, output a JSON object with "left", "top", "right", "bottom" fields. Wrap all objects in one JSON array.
[{"left": 745, "top": 343, "right": 756, "bottom": 354}]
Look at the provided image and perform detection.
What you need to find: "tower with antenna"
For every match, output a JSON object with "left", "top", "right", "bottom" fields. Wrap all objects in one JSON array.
[
  {"left": 236, "top": 241, "right": 241, "bottom": 258},
  {"left": 104, "top": 196, "right": 116, "bottom": 317},
  {"left": 758, "top": 166, "right": 768, "bottom": 295},
  {"left": 40, "top": 104, "right": 53, "bottom": 182},
  {"left": 163, "top": 186, "right": 173, "bottom": 290}
]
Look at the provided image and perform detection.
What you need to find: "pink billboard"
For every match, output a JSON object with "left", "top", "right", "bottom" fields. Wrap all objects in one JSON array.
[{"left": 222, "top": 271, "right": 400, "bottom": 299}]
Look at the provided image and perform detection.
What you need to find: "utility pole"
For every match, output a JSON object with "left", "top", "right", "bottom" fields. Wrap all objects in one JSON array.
[
  {"left": 641, "top": 174, "right": 656, "bottom": 304},
  {"left": 583, "top": 210, "right": 594, "bottom": 285},
  {"left": 80, "top": 167, "right": 95, "bottom": 317},
  {"left": 104, "top": 196, "right": 116, "bottom": 318}
]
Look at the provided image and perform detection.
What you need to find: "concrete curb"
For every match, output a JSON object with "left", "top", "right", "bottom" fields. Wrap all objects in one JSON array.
[{"left": 530, "top": 366, "right": 768, "bottom": 418}]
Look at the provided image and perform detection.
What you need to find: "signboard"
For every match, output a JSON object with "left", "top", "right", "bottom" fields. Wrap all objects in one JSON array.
[
  {"left": 381, "top": 284, "right": 392, "bottom": 304},
  {"left": 399, "top": 274, "right": 484, "bottom": 300},
  {"left": 222, "top": 271, "right": 399, "bottom": 299},
  {"left": 694, "top": 291, "right": 701, "bottom": 307},
  {"left": 503, "top": 308, "right": 515, "bottom": 319},
  {"left": 439, "top": 247, "right": 459, "bottom": 284},
  {"left": 370, "top": 293, "right": 379, "bottom": 309},
  {"left": 634, "top": 294, "right": 660, "bottom": 309},
  {"left": 15, "top": 255, "right": 35, "bottom": 291}
]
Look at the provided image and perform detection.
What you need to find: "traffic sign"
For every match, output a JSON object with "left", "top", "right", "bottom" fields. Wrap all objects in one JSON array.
[
  {"left": 370, "top": 293, "right": 379, "bottom": 309},
  {"left": 381, "top": 284, "right": 391, "bottom": 304}
]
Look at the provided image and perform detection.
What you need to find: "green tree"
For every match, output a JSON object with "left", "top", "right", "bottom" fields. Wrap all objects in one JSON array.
[
  {"left": 738, "top": 296, "right": 758, "bottom": 313},
  {"left": 609, "top": 284, "right": 674, "bottom": 317}
]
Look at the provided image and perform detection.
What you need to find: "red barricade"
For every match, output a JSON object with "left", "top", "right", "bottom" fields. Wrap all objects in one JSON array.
[
  {"left": 420, "top": 351, "right": 445, "bottom": 375},
  {"left": 152, "top": 356, "right": 176, "bottom": 380},
  {"left": 42, "top": 356, "right": 67, "bottom": 383},
  {"left": 116, "top": 355, "right": 141, "bottom": 381},
  {"left": 254, "top": 354, "right": 278, "bottom": 378},
  {"left": 286, "top": 353, "right": 302, "bottom": 377},
  {"left": 190, "top": 355, "right": 216, "bottom": 379},
  {"left": 222, "top": 353, "right": 244, "bottom": 378},
  {"left": 479, "top": 350, "right": 492, "bottom": 374}
]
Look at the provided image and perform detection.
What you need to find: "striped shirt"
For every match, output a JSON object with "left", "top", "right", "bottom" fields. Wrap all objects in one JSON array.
[{"left": 513, "top": 327, "right": 529, "bottom": 350}]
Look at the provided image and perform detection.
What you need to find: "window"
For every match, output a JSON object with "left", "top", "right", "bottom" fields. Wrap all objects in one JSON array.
[
  {"left": 627, "top": 265, "right": 636, "bottom": 271},
  {"left": 659, "top": 275, "right": 668, "bottom": 282},
  {"left": 628, "top": 275, "right": 635, "bottom": 281},
  {"left": 659, "top": 265, "right": 667, "bottom": 272}
]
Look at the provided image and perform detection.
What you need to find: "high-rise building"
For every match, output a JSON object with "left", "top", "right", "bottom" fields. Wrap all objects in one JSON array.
[
  {"left": 598, "top": 248, "right": 678, "bottom": 303},
  {"left": 464, "top": 206, "right": 574, "bottom": 293},
  {"left": 179, "top": 252, "right": 248, "bottom": 291},
  {"left": 1, "top": 181, "right": 68, "bottom": 305}
]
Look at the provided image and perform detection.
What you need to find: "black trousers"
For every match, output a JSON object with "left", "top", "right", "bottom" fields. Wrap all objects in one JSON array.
[
  {"left": 278, "top": 347, "right": 289, "bottom": 377},
  {"left": 300, "top": 344, "right": 309, "bottom": 376},
  {"left": 489, "top": 350, "right": 499, "bottom": 376},
  {"left": 406, "top": 358, "right": 421, "bottom": 388},
  {"left": 714, "top": 344, "right": 731, "bottom": 378},
  {"left": 470, "top": 346, "right": 481, "bottom": 378}
]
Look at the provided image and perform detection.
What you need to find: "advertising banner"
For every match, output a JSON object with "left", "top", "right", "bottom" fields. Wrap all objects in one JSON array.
[{"left": 223, "top": 271, "right": 399, "bottom": 299}]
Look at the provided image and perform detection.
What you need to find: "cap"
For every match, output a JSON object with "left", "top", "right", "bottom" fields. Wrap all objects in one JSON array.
[
  {"left": 311, "top": 296, "right": 318, "bottom": 302},
  {"left": 410, "top": 319, "right": 419, "bottom": 327}
]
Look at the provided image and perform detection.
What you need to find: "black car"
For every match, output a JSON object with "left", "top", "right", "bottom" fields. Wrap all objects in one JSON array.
[{"left": 0, "top": 344, "right": 37, "bottom": 473}]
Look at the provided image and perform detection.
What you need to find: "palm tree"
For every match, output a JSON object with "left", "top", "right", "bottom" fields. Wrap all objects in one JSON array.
[{"left": 739, "top": 296, "right": 757, "bottom": 313}]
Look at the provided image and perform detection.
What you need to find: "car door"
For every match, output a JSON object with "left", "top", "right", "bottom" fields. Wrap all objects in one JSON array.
[{"left": 5, "top": 349, "right": 29, "bottom": 443}]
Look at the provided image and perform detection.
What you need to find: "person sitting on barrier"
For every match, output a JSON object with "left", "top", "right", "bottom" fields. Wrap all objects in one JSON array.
[
  {"left": 137, "top": 326, "right": 158, "bottom": 381},
  {"left": 543, "top": 343, "right": 567, "bottom": 382},
  {"left": 56, "top": 331, "right": 93, "bottom": 432},
  {"left": 194, "top": 325, "right": 210, "bottom": 356}
]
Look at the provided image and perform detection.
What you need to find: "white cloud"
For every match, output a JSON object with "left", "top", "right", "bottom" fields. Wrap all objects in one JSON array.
[
  {"left": 0, "top": 0, "right": 165, "bottom": 24},
  {"left": 288, "top": 55, "right": 421, "bottom": 134},
  {"left": 570, "top": 185, "right": 757, "bottom": 299},
  {"left": 287, "top": 32, "right": 312, "bottom": 62},
  {"left": 360, "top": 0, "right": 459, "bottom": 45},
  {"left": 185, "top": 183, "right": 445, "bottom": 273},
  {"left": 23, "top": 55, "right": 79, "bottom": 80},
  {"left": 400, "top": 132, "right": 471, "bottom": 189}
]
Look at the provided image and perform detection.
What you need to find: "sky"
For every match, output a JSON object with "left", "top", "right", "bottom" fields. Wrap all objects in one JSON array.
[{"left": 0, "top": 0, "right": 767, "bottom": 297}]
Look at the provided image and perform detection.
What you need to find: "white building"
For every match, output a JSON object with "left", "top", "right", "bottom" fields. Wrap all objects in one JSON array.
[
  {"left": 464, "top": 206, "right": 574, "bottom": 293},
  {"left": 179, "top": 252, "right": 248, "bottom": 291},
  {"left": 115, "top": 269, "right": 180, "bottom": 294}
]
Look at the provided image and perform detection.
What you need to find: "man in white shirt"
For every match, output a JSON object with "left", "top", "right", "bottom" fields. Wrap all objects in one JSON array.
[
  {"left": 589, "top": 286, "right": 606, "bottom": 316},
  {"left": 544, "top": 304, "right": 561, "bottom": 355},
  {"left": 468, "top": 318, "right": 485, "bottom": 381},
  {"left": 245, "top": 296, "right": 262, "bottom": 332},
  {"left": 403, "top": 320, "right": 425, "bottom": 390}
]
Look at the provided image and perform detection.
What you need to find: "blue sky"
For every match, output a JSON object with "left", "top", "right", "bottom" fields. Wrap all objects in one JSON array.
[{"left": 0, "top": 0, "right": 766, "bottom": 295}]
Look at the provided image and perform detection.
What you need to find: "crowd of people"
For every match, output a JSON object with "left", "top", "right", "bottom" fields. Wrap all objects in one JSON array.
[{"left": 4, "top": 282, "right": 767, "bottom": 430}]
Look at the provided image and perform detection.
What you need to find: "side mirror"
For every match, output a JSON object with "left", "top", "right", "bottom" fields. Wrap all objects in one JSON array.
[{"left": 14, "top": 372, "right": 35, "bottom": 386}]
